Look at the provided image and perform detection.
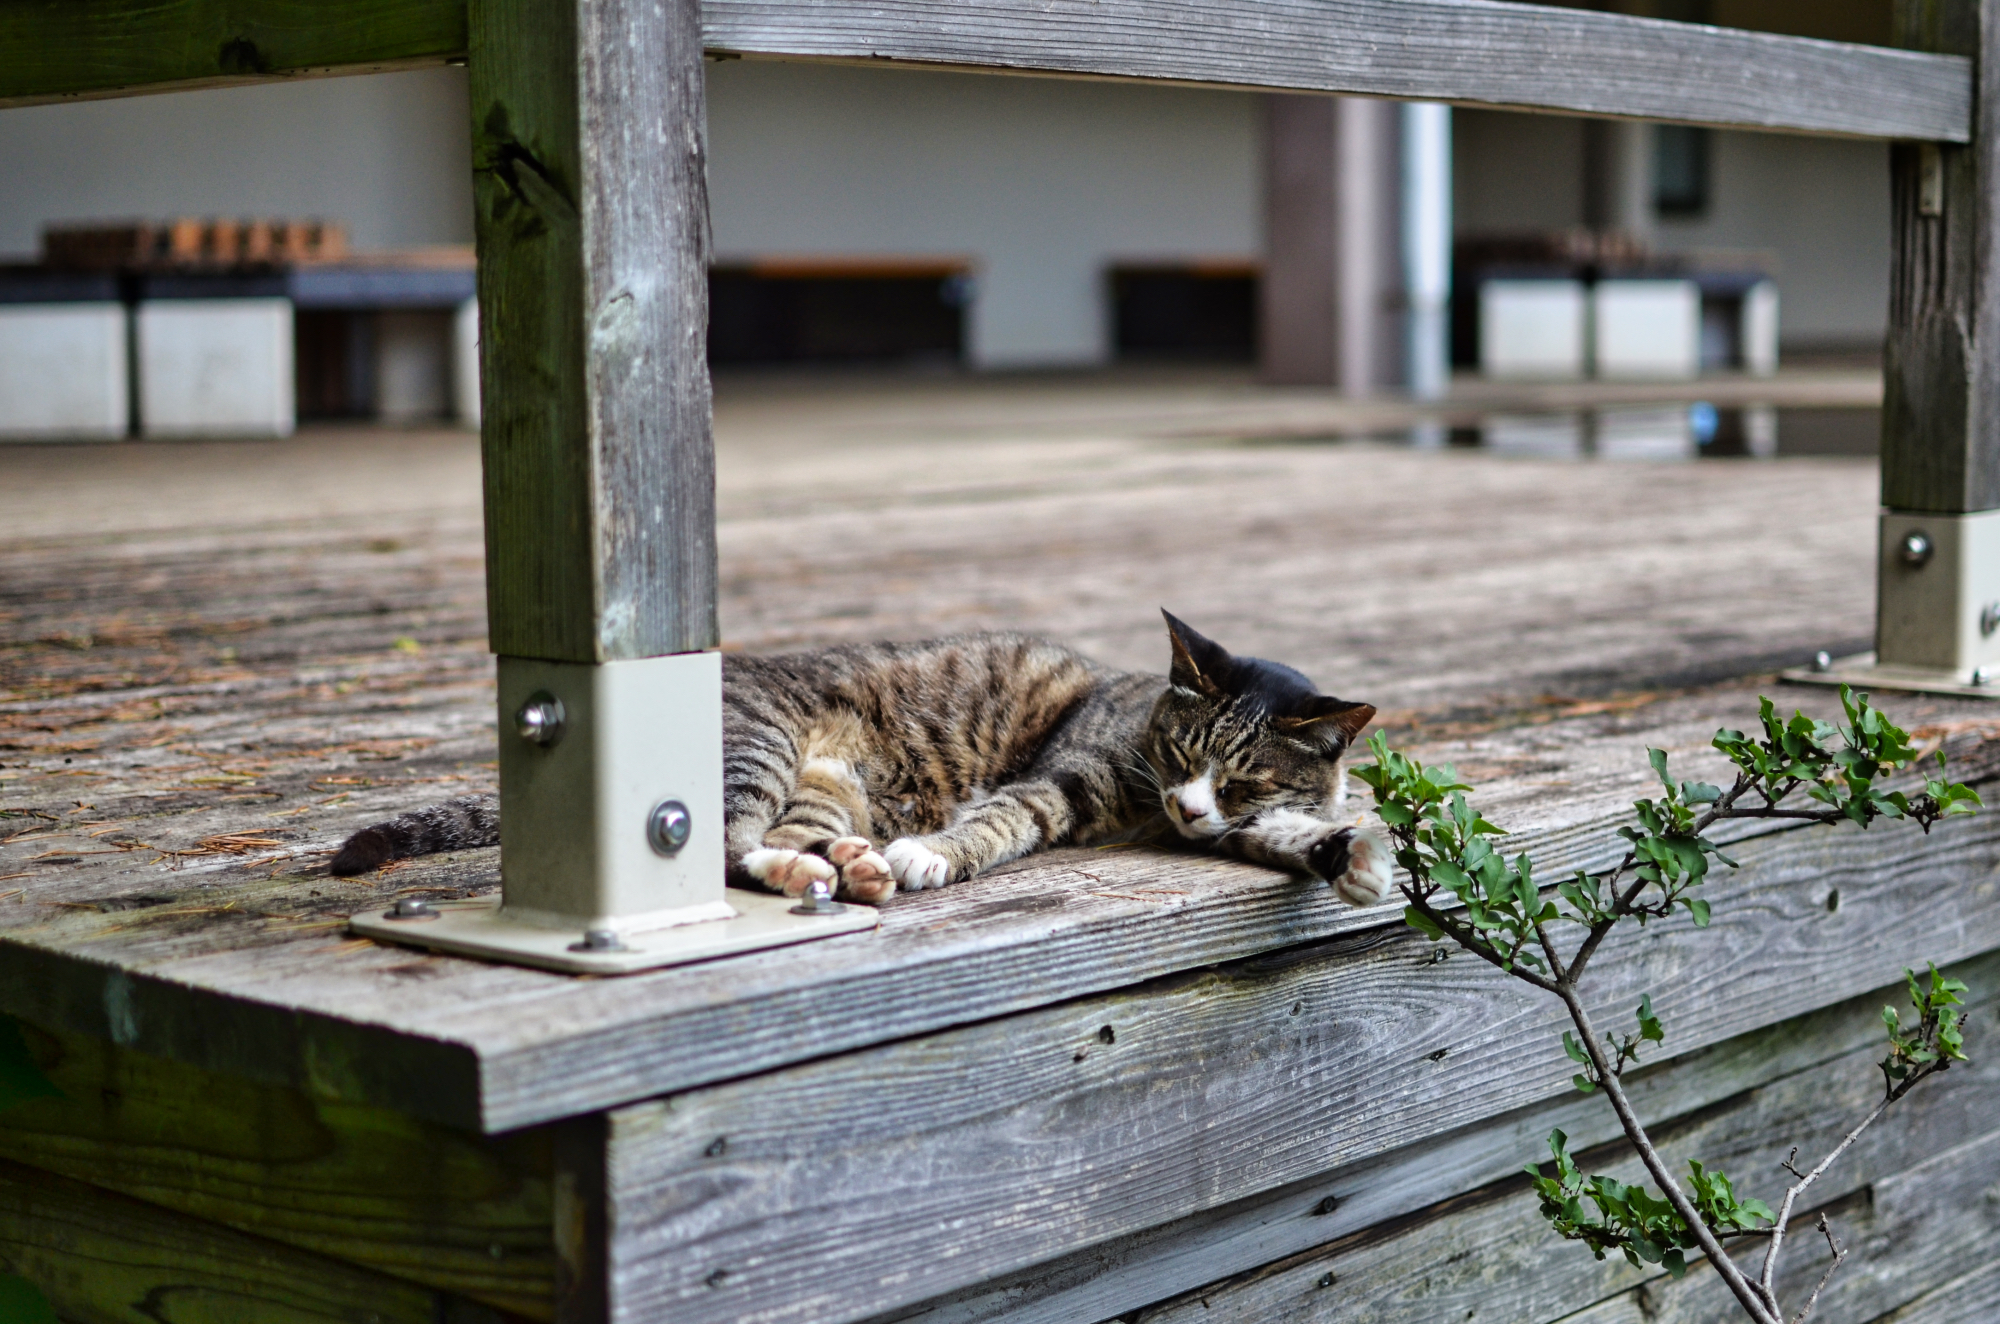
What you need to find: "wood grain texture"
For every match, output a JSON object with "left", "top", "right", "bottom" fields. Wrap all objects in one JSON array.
[
  {"left": 1882, "top": 0, "right": 2000, "bottom": 513},
  {"left": 701, "top": 0, "right": 1973, "bottom": 141},
  {"left": 0, "top": 0, "right": 466, "bottom": 109},
  {"left": 0, "top": 1017, "right": 555, "bottom": 1317},
  {"left": 473, "top": 0, "right": 717, "bottom": 663},
  {"left": 865, "top": 955, "right": 2000, "bottom": 1324},
  {"left": 593, "top": 817, "right": 2000, "bottom": 1324},
  {"left": 0, "top": 413, "right": 1991, "bottom": 1133},
  {"left": 1132, "top": 1027, "right": 2000, "bottom": 1324},
  {"left": 1865, "top": 1258, "right": 2000, "bottom": 1324},
  {"left": 1544, "top": 1129, "right": 2000, "bottom": 1324},
  {"left": 0, "top": 1157, "right": 508, "bottom": 1324}
]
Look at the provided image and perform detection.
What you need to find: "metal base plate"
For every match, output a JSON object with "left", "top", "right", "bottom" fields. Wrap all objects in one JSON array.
[
  {"left": 1780, "top": 652, "right": 2000, "bottom": 700},
  {"left": 349, "top": 887, "right": 879, "bottom": 974}
]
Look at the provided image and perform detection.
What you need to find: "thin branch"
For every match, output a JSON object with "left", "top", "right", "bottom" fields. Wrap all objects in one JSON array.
[
  {"left": 1403, "top": 888, "right": 1559, "bottom": 994},
  {"left": 1558, "top": 985, "right": 1779, "bottom": 1324},
  {"left": 1788, "top": 1216, "right": 1846, "bottom": 1324},
  {"left": 1760, "top": 1090, "right": 1893, "bottom": 1300}
]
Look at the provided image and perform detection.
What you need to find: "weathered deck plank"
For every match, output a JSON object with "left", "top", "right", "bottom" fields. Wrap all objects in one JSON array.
[
  {"left": 862, "top": 953, "right": 2000, "bottom": 1324},
  {"left": 0, "top": 1016, "right": 555, "bottom": 1316},
  {"left": 1132, "top": 1027, "right": 2000, "bottom": 1324},
  {"left": 2, "top": 405, "right": 1994, "bottom": 1133},
  {"left": 591, "top": 817, "right": 2000, "bottom": 1324}
]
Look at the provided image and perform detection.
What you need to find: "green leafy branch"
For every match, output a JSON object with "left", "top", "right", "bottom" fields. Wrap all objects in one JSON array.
[{"left": 1355, "top": 687, "right": 1981, "bottom": 1324}]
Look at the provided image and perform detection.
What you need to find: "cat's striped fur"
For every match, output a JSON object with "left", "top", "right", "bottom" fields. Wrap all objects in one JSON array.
[{"left": 330, "top": 613, "right": 1394, "bottom": 907}]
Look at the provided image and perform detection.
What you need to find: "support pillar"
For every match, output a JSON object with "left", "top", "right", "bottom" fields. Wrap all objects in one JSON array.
[
  {"left": 1792, "top": 0, "right": 2000, "bottom": 696},
  {"left": 350, "top": 0, "right": 874, "bottom": 969},
  {"left": 1261, "top": 95, "right": 1401, "bottom": 391},
  {"left": 1401, "top": 102, "right": 1453, "bottom": 401}
]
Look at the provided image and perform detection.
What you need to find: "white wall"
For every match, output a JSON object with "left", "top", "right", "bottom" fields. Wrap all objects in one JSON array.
[
  {"left": 1452, "top": 109, "right": 1889, "bottom": 349},
  {"left": 1654, "top": 131, "right": 1889, "bottom": 350},
  {"left": 707, "top": 61, "right": 1261, "bottom": 367},
  {"left": 0, "top": 68, "right": 474, "bottom": 258}
]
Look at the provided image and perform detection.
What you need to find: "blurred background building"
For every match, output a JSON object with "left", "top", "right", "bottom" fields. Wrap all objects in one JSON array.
[{"left": 0, "top": 0, "right": 1892, "bottom": 437}]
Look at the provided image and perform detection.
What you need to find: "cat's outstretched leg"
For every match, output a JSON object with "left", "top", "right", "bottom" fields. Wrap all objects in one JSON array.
[
  {"left": 1222, "top": 808, "right": 1395, "bottom": 907},
  {"left": 744, "top": 754, "right": 895, "bottom": 902},
  {"left": 885, "top": 779, "right": 1078, "bottom": 890}
]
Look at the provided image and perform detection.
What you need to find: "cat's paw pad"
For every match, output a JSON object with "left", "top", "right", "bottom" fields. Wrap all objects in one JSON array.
[
  {"left": 1331, "top": 827, "right": 1394, "bottom": 908},
  {"left": 884, "top": 838, "right": 952, "bottom": 891},
  {"left": 829, "top": 836, "right": 895, "bottom": 903},
  {"left": 741, "top": 847, "right": 837, "bottom": 898}
]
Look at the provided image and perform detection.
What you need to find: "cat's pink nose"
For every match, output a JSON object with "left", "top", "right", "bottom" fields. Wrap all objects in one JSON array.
[{"left": 1174, "top": 794, "right": 1205, "bottom": 821}]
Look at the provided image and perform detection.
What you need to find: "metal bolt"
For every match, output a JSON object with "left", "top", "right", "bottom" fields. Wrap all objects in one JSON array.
[
  {"left": 1975, "top": 667, "right": 1995, "bottom": 688},
  {"left": 516, "top": 692, "right": 566, "bottom": 748},
  {"left": 789, "top": 877, "right": 847, "bottom": 916},
  {"left": 1983, "top": 604, "right": 2000, "bottom": 639},
  {"left": 384, "top": 897, "right": 438, "bottom": 921},
  {"left": 568, "top": 928, "right": 628, "bottom": 953},
  {"left": 1900, "top": 530, "right": 1934, "bottom": 567},
  {"left": 648, "top": 800, "right": 692, "bottom": 856},
  {"left": 1811, "top": 650, "right": 1833, "bottom": 673}
]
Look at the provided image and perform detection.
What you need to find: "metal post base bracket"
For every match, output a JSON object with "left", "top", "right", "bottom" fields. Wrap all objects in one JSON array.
[
  {"left": 1782, "top": 510, "right": 2000, "bottom": 699},
  {"left": 349, "top": 889, "right": 877, "bottom": 975},
  {"left": 348, "top": 652, "right": 878, "bottom": 973}
]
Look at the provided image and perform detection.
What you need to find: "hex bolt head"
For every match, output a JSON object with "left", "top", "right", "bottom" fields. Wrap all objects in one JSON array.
[
  {"left": 1811, "top": 650, "right": 1833, "bottom": 673},
  {"left": 384, "top": 897, "right": 438, "bottom": 921},
  {"left": 568, "top": 928, "right": 628, "bottom": 953},
  {"left": 789, "top": 877, "right": 847, "bottom": 916},
  {"left": 1900, "top": 530, "right": 1934, "bottom": 567},
  {"left": 516, "top": 692, "right": 566, "bottom": 748},
  {"left": 1983, "top": 603, "right": 2000, "bottom": 639},
  {"left": 648, "top": 800, "right": 692, "bottom": 856}
]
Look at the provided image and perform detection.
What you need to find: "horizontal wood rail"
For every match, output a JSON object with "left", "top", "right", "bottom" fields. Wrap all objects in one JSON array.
[{"left": 1, "top": 0, "right": 1973, "bottom": 141}]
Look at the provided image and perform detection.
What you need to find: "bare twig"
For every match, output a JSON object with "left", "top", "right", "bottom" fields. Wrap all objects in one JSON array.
[{"left": 1788, "top": 1216, "right": 1846, "bottom": 1324}]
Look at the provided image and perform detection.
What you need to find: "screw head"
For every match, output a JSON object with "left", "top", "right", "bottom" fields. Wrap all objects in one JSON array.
[
  {"left": 1900, "top": 531, "right": 1934, "bottom": 567},
  {"left": 385, "top": 897, "right": 438, "bottom": 921},
  {"left": 1982, "top": 604, "right": 2000, "bottom": 639},
  {"left": 1811, "top": 650, "right": 1833, "bottom": 673},
  {"left": 516, "top": 692, "right": 566, "bottom": 748},
  {"left": 648, "top": 800, "right": 692, "bottom": 856}
]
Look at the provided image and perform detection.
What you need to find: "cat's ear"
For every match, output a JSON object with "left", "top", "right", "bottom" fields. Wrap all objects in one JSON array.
[
  {"left": 1275, "top": 697, "right": 1376, "bottom": 752},
  {"left": 1162, "top": 609, "right": 1230, "bottom": 698}
]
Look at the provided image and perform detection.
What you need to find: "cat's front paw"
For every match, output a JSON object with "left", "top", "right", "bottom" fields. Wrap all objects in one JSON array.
[
  {"left": 827, "top": 835, "right": 896, "bottom": 904},
  {"left": 884, "top": 838, "right": 952, "bottom": 891},
  {"left": 1331, "top": 827, "right": 1394, "bottom": 908},
  {"left": 741, "top": 847, "right": 838, "bottom": 897}
]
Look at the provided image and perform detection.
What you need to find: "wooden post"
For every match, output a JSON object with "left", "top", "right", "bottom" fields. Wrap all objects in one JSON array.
[
  {"left": 1885, "top": 0, "right": 1998, "bottom": 519},
  {"left": 350, "top": 0, "right": 877, "bottom": 966},
  {"left": 470, "top": 0, "right": 715, "bottom": 665},
  {"left": 1261, "top": 95, "right": 1401, "bottom": 391},
  {"left": 1863, "top": 0, "right": 2000, "bottom": 685}
]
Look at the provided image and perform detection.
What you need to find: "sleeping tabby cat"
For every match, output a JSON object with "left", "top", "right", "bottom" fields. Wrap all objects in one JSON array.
[{"left": 330, "top": 612, "right": 1395, "bottom": 907}]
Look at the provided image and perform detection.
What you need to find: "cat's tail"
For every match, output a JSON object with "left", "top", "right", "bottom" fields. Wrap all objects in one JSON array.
[{"left": 329, "top": 793, "right": 499, "bottom": 876}]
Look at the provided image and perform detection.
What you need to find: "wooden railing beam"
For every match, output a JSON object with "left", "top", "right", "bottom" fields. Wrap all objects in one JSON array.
[{"left": 1, "top": 0, "right": 1975, "bottom": 144}]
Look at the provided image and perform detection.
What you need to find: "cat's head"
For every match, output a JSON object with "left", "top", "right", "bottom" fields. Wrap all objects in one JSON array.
[{"left": 1144, "top": 611, "right": 1376, "bottom": 841}]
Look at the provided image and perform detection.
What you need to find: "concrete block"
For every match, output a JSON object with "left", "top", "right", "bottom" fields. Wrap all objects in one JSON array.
[
  {"left": 137, "top": 298, "right": 294, "bottom": 438},
  {"left": 1742, "top": 280, "right": 1780, "bottom": 377},
  {"left": 1479, "top": 280, "right": 1586, "bottom": 380},
  {"left": 0, "top": 304, "right": 128, "bottom": 441},
  {"left": 1593, "top": 279, "right": 1700, "bottom": 380}
]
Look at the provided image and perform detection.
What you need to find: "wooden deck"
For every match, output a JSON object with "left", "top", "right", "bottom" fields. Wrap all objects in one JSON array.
[{"left": 3, "top": 372, "right": 1998, "bottom": 1323}]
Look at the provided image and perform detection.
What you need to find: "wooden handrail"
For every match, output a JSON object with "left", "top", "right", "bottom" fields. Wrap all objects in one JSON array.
[{"left": 1, "top": 0, "right": 1972, "bottom": 142}]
